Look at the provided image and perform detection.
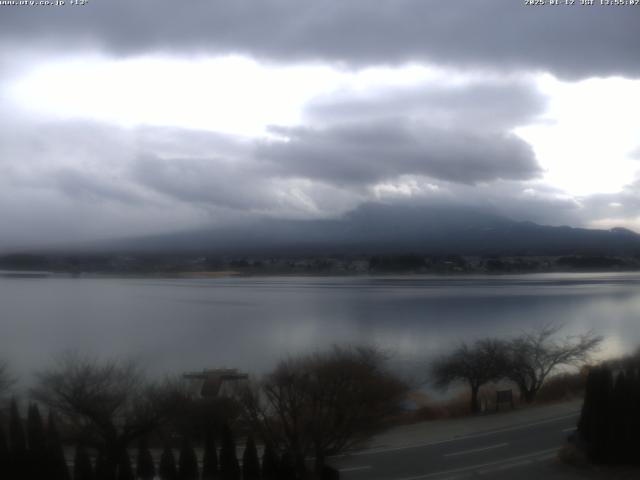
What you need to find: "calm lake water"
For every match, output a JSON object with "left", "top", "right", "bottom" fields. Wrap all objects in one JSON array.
[{"left": 1, "top": 272, "right": 639, "bottom": 386}]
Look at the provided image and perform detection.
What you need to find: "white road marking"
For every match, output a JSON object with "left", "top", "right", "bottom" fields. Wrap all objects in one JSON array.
[
  {"left": 390, "top": 448, "right": 558, "bottom": 480},
  {"left": 443, "top": 442, "right": 508, "bottom": 458},
  {"left": 562, "top": 427, "right": 576, "bottom": 433},
  {"left": 339, "top": 465, "right": 372, "bottom": 473},
  {"left": 477, "top": 451, "right": 556, "bottom": 475},
  {"left": 477, "top": 459, "right": 531, "bottom": 474},
  {"left": 334, "top": 412, "right": 579, "bottom": 458}
]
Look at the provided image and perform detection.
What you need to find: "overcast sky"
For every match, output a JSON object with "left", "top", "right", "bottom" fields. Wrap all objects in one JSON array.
[{"left": 1, "top": 0, "right": 640, "bottom": 248}]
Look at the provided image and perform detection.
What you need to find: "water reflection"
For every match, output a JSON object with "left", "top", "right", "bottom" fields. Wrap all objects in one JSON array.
[{"left": 1, "top": 273, "right": 639, "bottom": 385}]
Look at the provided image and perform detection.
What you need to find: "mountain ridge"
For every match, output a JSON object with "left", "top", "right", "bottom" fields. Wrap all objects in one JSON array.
[{"left": 74, "top": 203, "right": 640, "bottom": 257}]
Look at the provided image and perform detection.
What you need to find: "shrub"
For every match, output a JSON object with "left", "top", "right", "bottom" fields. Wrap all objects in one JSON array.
[
  {"left": 158, "top": 445, "right": 178, "bottom": 480},
  {"left": 536, "top": 372, "right": 586, "bottom": 403},
  {"left": 178, "top": 438, "right": 199, "bottom": 480},
  {"left": 46, "top": 412, "right": 71, "bottom": 480},
  {"left": 241, "top": 435, "right": 260, "bottom": 480},
  {"left": 261, "top": 442, "right": 279, "bottom": 480},
  {"left": 73, "top": 445, "right": 95, "bottom": 480},
  {"left": 116, "top": 450, "right": 134, "bottom": 480},
  {"left": 136, "top": 437, "right": 155, "bottom": 480},
  {"left": 201, "top": 433, "right": 218, "bottom": 480},
  {"left": 576, "top": 365, "right": 640, "bottom": 465},
  {"left": 219, "top": 424, "right": 240, "bottom": 480}
]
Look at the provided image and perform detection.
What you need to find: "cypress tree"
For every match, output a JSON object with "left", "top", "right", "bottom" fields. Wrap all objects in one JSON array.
[
  {"left": 116, "top": 450, "right": 135, "bottom": 480},
  {"left": 27, "top": 404, "right": 47, "bottom": 480},
  {"left": 158, "top": 444, "right": 178, "bottom": 480},
  {"left": 135, "top": 437, "right": 155, "bottom": 480},
  {"left": 618, "top": 370, "right": 636, "bottom": 463},
  {"left": 95, "top": 450, "right": 116, "bottom": 480},
  {"left": 0, "top": 423, "right": 10, "bottom": 480},
  {"left": 10, "top": 399, "right": 27, "bottom": 456},
  {"left": 321, "top": 465, "right": 340, "bottom": 480},
  {"left": 578, "top": 366, "right": 615, "bottom": 463},
  {"left": 178, "top": 438, "right": 199, "bottom": 480},
  {"left": 73, "top": 445, "right": 95, "bottom": 480},
  {"left": 201, "top": 433, "right": 218, "bottom": 480},
  {"left": 242, "top": 436, "right": 260, "bottom": 480},
  {"left": 219, "top": 425, "right": 239, "bottom": 480},
  {"left": 610, "top": 372, "right": 636, "bottom": 464},
  {"left": 609, "top": 372, "right": 627, "bottom": 464},
  {"left": 632, "top": 369, "right": 640, "bottom": 466},
  {"left": 10, "top": 399, "right": 27, "bottom": 480},
  {"left": 260, "top": 443, "right": 279, "bottom": 480},
  {"left": 577, "top": 366, "right": 599, "bottom": 445},
  {"left": 46, "top": 412, "right": 71, "bottom": 480},
  {"left": 278, "top": 451, "right": 295, "bottom": 480},
  {"left": 589, "top": 366, "right": 614, "bottom": 464},
  {"left": 577, "top": 365, "right": 640, "bottom": 465},
  {"left": 27, "top": 404, "right": 46, "bottom": 455},
  {"left": 626, "top": 369, "right": 638, "bottom": 462}
]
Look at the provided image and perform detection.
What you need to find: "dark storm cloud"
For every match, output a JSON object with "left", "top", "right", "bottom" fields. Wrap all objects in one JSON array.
[
  {"left": 258, "top": 121, "right": 541, "bottom": 185},
  {"left": 131, "top": 155, "right": 276, "bottom": 211},
  {"left": 0, "top": 113, "right": 629, "bottom": 248},
  {"left": 0, "top": 71, "right": 548, "bottom": 242},
  {"left": 52, "top": 168, "right": 143, "bottom": 204},
  {"left": 1, "top": 0, "right": 638, "bottom": 78},
  {"left": 130, "top": 77, "right": 545, "bottom": 204},
  {"left": 131, "top": 153, "right": 366, "bottom": 217},
  {"left": 286, "top": 79, "right": 547, "bottom": 185}
]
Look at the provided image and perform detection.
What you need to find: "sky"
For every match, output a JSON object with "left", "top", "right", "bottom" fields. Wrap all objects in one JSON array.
[{"left": 1, "top": 0, "right": 640, "bottom": 248}]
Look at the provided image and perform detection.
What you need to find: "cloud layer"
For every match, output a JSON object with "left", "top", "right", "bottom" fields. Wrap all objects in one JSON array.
[
  {"left": 2, "top": 1, "right": 639, "bottom": 78},
  {"left": 1, "top": 1, "right": 640, "bottom": 247}
]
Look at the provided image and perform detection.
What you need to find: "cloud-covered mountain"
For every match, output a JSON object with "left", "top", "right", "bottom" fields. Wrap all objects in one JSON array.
[
  {"left": 2, "top": 1, "right": 640, "bottom": 247},
  {"left": 93, "top": 203, "right": 640, "bottom": 257}
]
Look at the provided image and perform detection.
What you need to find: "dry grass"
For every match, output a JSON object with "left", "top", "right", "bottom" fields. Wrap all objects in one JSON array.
[
  {"left": 557, "top": 442, "right": 589, "bottom": 468},
  {"left": 393, "top": 371, "right": 587, "bottom": 426},
  {"left": 536, "top": 371, "right": 586, "bottom": 404},
  {"left": 397, "top": 390, "right": 481, "bottom": 423}
]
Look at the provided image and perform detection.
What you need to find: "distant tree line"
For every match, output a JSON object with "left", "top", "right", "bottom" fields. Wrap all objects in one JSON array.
[
  {"left": 4, "top": 252, "right": 640, "bottom": 276},
  {"left": 430, "top": 325, "right": 602, "bottom": 413}
]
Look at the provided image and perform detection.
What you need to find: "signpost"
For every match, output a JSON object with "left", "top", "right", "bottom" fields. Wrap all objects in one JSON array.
[{"left": 496, "top": 389, "right": 514, "bottom": 411}]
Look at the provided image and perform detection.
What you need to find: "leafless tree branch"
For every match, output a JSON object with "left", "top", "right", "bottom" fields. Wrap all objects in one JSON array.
[
  {"left": 240, "top": 345, "right": 407, "bottom": 475},
  {"left": 31, "top": 352, "right": 187, "bottom": 467},
  {"left": 0, "top": 360, "right": 15, "bottom": 399},
  {"left": 505, "top": 324, "right": 602, "bottom": 403}
]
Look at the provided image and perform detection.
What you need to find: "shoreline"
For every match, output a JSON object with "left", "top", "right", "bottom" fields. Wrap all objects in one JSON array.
[{"left": 3, "top": 268, "right": 640, "bottom": 280}]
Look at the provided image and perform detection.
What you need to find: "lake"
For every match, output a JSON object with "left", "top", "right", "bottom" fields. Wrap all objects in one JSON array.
[{"left": 1, "top": 272, "right": 639, "bottom": 387}]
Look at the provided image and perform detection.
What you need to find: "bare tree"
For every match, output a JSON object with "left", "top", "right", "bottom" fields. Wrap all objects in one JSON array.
[
  {"left": 0, "top": 360, "right": 15, "bottom": 399},
  {"left": 431, "top": 338, "right": 508, "bottom": 414},
  {"left": 241, "top": 346, "right": 408, "bottom": 475},
  {"left": 31, "top": 352, "right": 187, "bottom": 472},
  {"left": 505, "top": 324, "right": 602, "bottom": 403}
]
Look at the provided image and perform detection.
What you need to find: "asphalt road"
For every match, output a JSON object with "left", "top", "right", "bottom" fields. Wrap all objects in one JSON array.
[{"left": 331, "top": 411, "right": 580, "bottom": 480}]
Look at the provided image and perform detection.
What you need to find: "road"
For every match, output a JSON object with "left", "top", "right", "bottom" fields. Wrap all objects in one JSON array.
[{"left": 330, "top": 405, "right": 582, "bottom": 480}]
